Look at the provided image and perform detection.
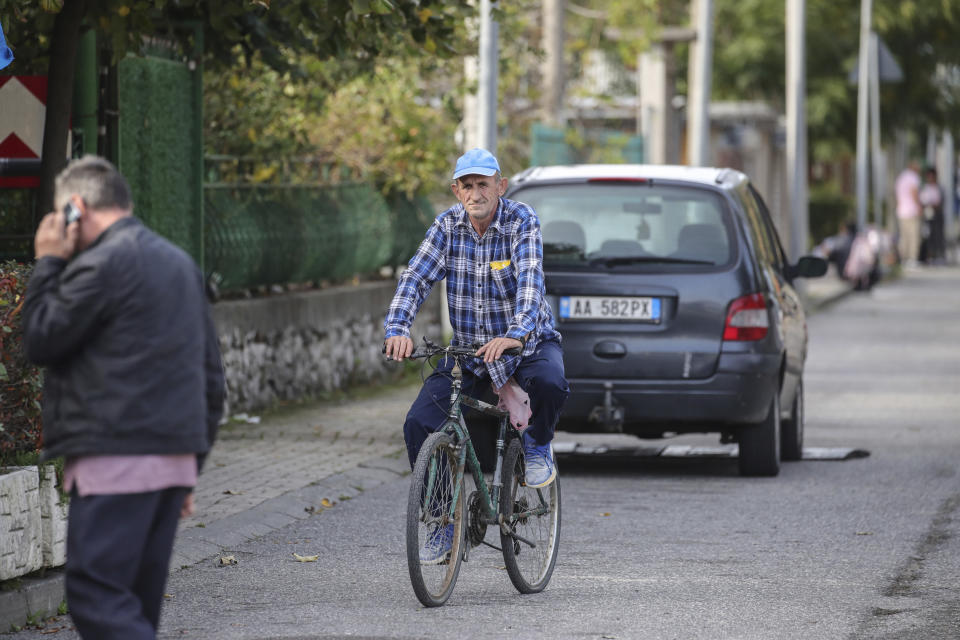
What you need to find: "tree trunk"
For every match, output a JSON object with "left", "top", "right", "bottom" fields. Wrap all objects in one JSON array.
[{"left": 36, "top": 0, "right": 88, "bottom": 218}]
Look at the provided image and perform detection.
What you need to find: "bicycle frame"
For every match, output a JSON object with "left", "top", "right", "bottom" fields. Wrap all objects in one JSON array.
[{"left": 426, "top": 365, "right": 512, "bottom": 529}]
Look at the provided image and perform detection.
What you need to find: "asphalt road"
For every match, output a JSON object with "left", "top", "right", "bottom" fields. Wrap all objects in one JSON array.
[{"left": 7, "top": 266, "right": 960, "bottom": 639}]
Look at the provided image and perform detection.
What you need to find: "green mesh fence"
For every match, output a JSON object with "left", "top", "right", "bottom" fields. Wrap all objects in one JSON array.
[
  {"left": 117, "top": 55, "right": 203, "bottom": 265},
  {"left": 204, "top": 184, "right": 434, "bottom": 292},
  {"left": 114, "top": 49, "right": 433, "bottom": 292}
]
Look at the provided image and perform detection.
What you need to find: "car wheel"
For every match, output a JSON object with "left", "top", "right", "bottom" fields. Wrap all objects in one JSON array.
[
  {"left": 780, "top": 378, "right": 804, "bottom": 461},
  {"left": 738, "top": 392, "right": 781, "bottom": 477}
]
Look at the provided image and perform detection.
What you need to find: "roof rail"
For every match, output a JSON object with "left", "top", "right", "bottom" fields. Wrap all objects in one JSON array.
[
  {"left": 512, "top": 167, "right": 536, "bottom": 183},
  {"left": 714, "top": 168, "right": 736, "bottom": 184}
]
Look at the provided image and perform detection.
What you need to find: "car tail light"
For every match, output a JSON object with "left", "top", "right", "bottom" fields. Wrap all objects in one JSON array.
[{"left": 723, "top": 293, "right": 769, "bottom": 341}]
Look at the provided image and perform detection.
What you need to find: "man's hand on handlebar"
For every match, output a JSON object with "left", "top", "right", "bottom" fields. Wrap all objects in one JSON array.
[
  {"left": 384, "top": 336, "right": 414, "bottom": 361},
  {"left": 475, "top": 337, "right": 523, "bottom": 363}
]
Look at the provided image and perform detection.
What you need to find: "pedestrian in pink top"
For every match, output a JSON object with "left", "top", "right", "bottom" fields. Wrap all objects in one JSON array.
[{"left": 895, "top": 161, "right": 923, "bottom": 266}]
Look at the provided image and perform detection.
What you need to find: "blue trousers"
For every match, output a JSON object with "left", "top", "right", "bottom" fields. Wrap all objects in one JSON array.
[
  {"left": 65, "top": 486, "right": 189, "bottom": 640},
  {"left": 403, "top": 339, "right": 569, "bottom": 468}
]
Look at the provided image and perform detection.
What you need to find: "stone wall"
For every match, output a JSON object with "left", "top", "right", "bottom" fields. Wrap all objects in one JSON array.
[
  {"left": 212, "top": 280, "right": 443, "bottom": 415},
  {"left": 0, "top": 466, "right": 67, "bottom": 581}
]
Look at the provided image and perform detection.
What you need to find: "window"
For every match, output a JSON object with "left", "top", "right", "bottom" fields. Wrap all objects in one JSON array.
[
  {"left": 514, "top": 183, "right": 734, "bottom": 270},
  {"left": 748, "top": 185, "right": 788, "bottom": 271},
  {"left": 737, "top": 184, "right": 777, "bottom": 267}
]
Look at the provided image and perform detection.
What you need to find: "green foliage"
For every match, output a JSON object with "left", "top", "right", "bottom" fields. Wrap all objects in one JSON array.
[
  {"left": 302, "top": 57, "right": 461, "bottom": 197},
  {"left": 809, "top": 185, "right": 854, "bottom": 246},
  {"left": 204, "top": 1, "right": 543, "bottom": 196},
  {"left": 0, "top": 1, "right": 471, "bottom": 74},
  {"left": 710, "top": 0, "right": 960, "bottom": 160},
  {"left": 0, "top": 190, "right": 39, "bottom": 262},
  {"left": 0, "top": 261, "right": 44, "bottom": 465},
  {"left": 565, "top": 0, "right": 686, "bottom": 69}
]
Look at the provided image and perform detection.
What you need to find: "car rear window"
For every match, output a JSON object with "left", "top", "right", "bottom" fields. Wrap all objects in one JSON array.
[{"left": 511, "top": 182, "right": 735, "bottom": 270}]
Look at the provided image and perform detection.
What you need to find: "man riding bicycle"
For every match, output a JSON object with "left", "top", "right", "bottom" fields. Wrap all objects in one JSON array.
[{"left": 384, "top": 148, "right": 569, "bottom": 562}]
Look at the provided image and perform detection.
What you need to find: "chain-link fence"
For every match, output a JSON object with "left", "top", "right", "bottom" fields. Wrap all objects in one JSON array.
[{"left": 204, "top": 158, "right": 434, "bottom": 292}]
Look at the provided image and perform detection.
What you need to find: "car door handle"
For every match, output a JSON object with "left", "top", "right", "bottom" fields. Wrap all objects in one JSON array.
[{"left": 593, "top": 341, "right": 627, "bottom": 358}]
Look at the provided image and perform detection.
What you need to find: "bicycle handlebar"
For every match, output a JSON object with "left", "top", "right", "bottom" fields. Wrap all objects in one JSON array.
[{"left": 383, "top": 338, "right": 522, "bottom": 361}]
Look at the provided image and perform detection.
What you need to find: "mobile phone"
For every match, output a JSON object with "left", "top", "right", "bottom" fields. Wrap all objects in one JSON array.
[{"left": 63, "top": 201, "right": 81, "bottom": 227}]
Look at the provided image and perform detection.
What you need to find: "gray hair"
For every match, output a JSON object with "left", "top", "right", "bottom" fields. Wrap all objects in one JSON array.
[{"left": 54, "top": 155, "right": 132, "bottom": 212}]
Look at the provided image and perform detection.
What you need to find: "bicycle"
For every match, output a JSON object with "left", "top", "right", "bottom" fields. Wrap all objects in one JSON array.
[{"left": 398, "top": 338, "right": 561, "bottom": 607}]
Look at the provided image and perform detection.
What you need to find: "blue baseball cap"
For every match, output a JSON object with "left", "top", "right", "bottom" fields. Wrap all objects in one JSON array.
[{"left": 453, "top": 148, "right": 500, "bottom": 180}]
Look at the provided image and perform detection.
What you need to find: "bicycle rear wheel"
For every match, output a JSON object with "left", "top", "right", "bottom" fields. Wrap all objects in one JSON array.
[
  {"left": 406, "top": 431, "right": 465, "bottom": 607},
  {"left": 499, "top": 437, "right": 561, "bottom": 594}
]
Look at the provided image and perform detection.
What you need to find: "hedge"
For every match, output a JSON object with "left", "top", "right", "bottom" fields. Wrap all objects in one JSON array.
[{"left": 0, "top": 261, "right": 43, "bottom": 465}]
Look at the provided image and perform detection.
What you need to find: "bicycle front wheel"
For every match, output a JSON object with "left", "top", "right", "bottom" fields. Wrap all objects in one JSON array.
[
  {"left": 406, "top": 431, "right": 466, "bottom": 607},
  {"left": 499, "top": 438, "right": 561, "bottom": 594}
]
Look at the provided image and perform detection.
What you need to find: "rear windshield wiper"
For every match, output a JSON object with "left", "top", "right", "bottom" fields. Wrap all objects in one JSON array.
[
  {"left": 544, "top": 241, "right": 584, "bottom": 254},
  {"left": 588, "top": 255, "right": 715, "bottom": 267}
]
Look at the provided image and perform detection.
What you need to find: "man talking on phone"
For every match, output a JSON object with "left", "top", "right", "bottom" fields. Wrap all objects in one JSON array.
[{"left": 22, "top": 156, "right": 225, "bottom": 639}]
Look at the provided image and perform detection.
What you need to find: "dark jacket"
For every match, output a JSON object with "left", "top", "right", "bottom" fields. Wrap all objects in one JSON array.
[{"left": 22, "top": 217, "right": 225, "bottom": 466}]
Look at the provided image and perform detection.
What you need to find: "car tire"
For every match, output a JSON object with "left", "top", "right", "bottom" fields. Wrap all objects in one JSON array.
[
  {"left": 780, "top": 378, "right": 804, "bottom": 461},
  {"left": 738, "top": 392, "right": 781, "bottom": 477}
]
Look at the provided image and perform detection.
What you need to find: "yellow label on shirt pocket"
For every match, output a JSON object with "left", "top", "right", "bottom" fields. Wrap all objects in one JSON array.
[{"left": 490, "top": 260, "right": 511, "bottom": 271}]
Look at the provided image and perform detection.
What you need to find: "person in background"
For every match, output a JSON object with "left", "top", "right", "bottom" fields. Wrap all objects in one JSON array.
[
  {"left": 919, "top": 166, "right": 945, "bottom": 265},
  {"left": 894, "top": 160, "right": 922, "bottom": 268},
  {"left": 22, "top": 156, "right": 225, "bottom": 639}
]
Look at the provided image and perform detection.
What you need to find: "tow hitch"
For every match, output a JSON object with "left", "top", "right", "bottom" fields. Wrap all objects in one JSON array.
[{"left": 588, "top": 382, "right": 624, "bottom": 432}]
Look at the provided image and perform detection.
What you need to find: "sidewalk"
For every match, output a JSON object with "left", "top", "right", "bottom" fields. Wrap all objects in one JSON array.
[
  {"left": 0, "top": 384, "right": 417, "bottom": 633},
  {"left": 799, "top": 262, "right": 857, "bottom": 311},
  {"left": 0, "top": 269, "right": 856, "bottom": 632}
]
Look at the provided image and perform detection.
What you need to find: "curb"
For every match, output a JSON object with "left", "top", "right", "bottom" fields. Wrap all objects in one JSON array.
[{"left": 0, "top": 571, "right": 64, "bottom": 633}]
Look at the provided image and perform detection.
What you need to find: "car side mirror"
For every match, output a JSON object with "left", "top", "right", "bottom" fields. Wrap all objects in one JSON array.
[{"left": 785, "top": 255, "right": 828, "bottom": 280}]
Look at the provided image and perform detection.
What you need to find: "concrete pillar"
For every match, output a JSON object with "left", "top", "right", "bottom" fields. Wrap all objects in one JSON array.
[
  {"left": 786, "top": 0, "right": 808, "bottom": 259},
  {"left": 477, "top": 0, "right": 499, "bottom": 153},
  {"left": 541, "top": 0, "right": 565, "bottom": 127},
  {"left": 639, "top": 44, "right": 668, "bottom": 164},
  {"left": 686, "top": 0, "right": 713, "bottom": 167}
]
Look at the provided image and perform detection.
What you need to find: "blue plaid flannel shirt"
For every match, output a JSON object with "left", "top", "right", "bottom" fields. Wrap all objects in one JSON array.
[{"left": 384, "top": 197, "right": 560, "bottom": 389}]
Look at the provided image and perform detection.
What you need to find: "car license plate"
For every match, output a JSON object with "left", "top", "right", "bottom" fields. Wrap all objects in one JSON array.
[{"left": 559, "top": 296, "right": 660, "bottom": 321}]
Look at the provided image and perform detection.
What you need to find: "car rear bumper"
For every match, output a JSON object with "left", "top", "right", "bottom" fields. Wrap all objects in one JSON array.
[{"left": 559, "top": 352, "right": 781, "bottom": 434}]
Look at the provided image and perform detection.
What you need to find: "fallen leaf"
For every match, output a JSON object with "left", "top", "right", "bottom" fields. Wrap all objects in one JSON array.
[
  {"left": 217, "top": 555, "right": 237, "bottom": 566},
  {"left": 320, "top": 498, "right": 335, "bottom": 508},
  {"left": 223, "top": 489, "right": 243, "bottom": 495},
  {"left": 163, "top": 593, "right": 173, "bottom": 599},
  {"left": 855, "top": 531, "right": 873, "bottom": 536},
  {"left": 602, "top": 512, "right": 611, "bottom": 517},
  {"left": 293, "top": 553, "right": 320, "bottom": 563}
]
